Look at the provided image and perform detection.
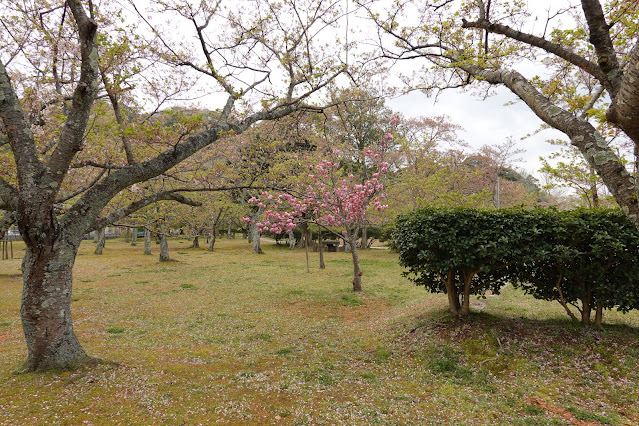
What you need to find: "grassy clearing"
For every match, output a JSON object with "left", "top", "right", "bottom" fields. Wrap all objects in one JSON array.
[{"left": 1, "top": 238, "right": 638, "bottom": 424}]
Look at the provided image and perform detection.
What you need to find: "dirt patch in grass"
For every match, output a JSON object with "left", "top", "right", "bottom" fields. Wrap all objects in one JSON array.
[{"left": 281, "top": 296, "right": 391, "bottom": 323}]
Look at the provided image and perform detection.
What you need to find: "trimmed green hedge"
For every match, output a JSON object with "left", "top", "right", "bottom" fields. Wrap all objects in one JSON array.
[{"left": 392, "top": 207, "right": 639, "bottom": 326}]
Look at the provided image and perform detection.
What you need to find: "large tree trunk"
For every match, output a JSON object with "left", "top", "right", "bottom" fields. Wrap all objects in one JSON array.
[
  {"left": 227, "top": 221, "right": 233, "bottom": 239},
  {"left": 191, "top": 234, "right": 200, "bottom": 248},
  {"left": 124, "top": 227, "right": 130, "bottom": 243},
  {"left": 131, "top": 228, "right": 137, "bottom": 246},
  {"left": 159, "top": 234, "right": 170, "bottom": 262},
  {"left": 144, "top": 229, "right": 152, "bottom": 255},
  {"left": 94, "top": 227, "right": 105, "bottom": 255},
  {"left": 250, "top": 222, "right": 263, "bottom": 254},
  {"left": 249, "top": 209, "right": 264, "bottom": 254},
  {"left": 21, "top": 236, "right": 92, "bottom": 371}
]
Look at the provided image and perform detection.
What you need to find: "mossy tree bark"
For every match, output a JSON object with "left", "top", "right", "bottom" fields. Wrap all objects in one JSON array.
[
  {"left": 207, "top": 230, "right": 216, "bottom": 251},
  {"left": 18, "top": 205, "right": 93, "bottom": 371},
  {"left": 94, "top": 227, "right": 105, "bottom": 255},
  {"left": 144, "top": 229, "right": 152, "bottom": 255},
  {"left": 159, "top": 232, "right": 170, "bottom": 262}
]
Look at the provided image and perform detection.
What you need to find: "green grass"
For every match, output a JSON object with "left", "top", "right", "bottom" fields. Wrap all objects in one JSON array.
[
  {"left": 1, "top": 238, "right": 638, "bottom": 424},
  {"left": 179, "top": 283, "right": 196, "bottom": 290}
]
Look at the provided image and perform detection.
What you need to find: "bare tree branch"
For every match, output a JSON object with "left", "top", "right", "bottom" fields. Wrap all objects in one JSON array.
[
  {"left": 460, "top": 18, "right": 610, "bottom": 93},
  {"left": 89, "top": 191, "right": 201, "bottom": 232},
  {"left": 56, "top": 168, "right": 107, "bottom": 204},
  {"left": 0, "top": 61, "right": 44, "bottom": 193},
  {"left": 46, "top": 0, "right": 100, "bottom": 190}
]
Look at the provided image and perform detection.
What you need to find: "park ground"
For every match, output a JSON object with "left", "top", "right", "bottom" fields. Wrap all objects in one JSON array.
[{"left": 1, "top": 238, "right": 639, "bottom": 425}]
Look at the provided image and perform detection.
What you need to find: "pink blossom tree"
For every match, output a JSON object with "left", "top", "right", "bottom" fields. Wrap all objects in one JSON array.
[{"left": 245, "top": 123, "right": 396, "bottom": 292}]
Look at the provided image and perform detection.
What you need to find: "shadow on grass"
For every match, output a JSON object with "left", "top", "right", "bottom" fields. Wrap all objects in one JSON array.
[
  {"left": 0, "top": 273, "right": 22, "bottom": 279},
  {"left": 408, "top": 307, "right": 639, "bottom": 338}
]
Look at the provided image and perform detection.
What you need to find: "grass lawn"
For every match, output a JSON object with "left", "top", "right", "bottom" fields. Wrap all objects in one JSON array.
[{"left": 1, "top": 238, "right": 638, "bottom": 425}]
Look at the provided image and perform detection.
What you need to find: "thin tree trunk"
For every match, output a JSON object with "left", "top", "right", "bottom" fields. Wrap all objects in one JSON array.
[
  {"left": 594, "top": 303, "right": 603, "bottom": 329},
  {"left": 302, "top": 223, "right": 311, "bottom": 274},
  {"left": 460, "top": 272, "right": 476, "bottom": 316},
  {"left": 288, "top": 228, "right": 296, "bottom": 250},
  {"left": 124, "top": 227, "right": 130, "bottom": 243},
  {"left": 300, "top": 222, "right": 308, "bottom": 248},
  {"left": 444, "top": 270, "right": 461, "bottom": 317},
  {"left": 350, "top": 234, "right": 362, "bottom": 292},
  {"left": 208, "top": 229, "right": 217, "bottom": 251},
  {"left": 551, "top": 272, "right": 578, "bottom": 321},
  {"left": 318, "top": 226, "right": 325, "bottom": 270},
  {"left": 361, "top": 225, "right": 367, "bottom": 249},
  {"left": 227, "top": 221, "right": 233, "bottom": 239},
  {"left": 581, "top": 291, "right": 592, "bottom": 325},
  {"left": 159, "top": 234, "right": 170, "bottom": 262},
  {"left": 144, "top": 229, "right": 151, "bottom": 255},
  {"left": 131, "top": 228, "right": 137, "bottom": 246},
  {"left": 94, "top": 227, "right": 105, "bottom": 255},
  {"left": 21, "top": 238, "right": 93, "bottom": 371}
]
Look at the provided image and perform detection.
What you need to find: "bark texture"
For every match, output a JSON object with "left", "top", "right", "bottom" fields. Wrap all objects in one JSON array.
[
  {"left": 144, "top": 229, "right": 152, "bottom": 255},
  {"left": 207, "top": 230, "right": 216, "bottom": 251},
  {"left": 94, "top": 227, "right": 105, "bottom": 254},
  {"left": 443, "top": 271, "right": 461, "bottom": 317},
  {"left": 288, "top": 228, "right": 296, "bottom": 250},
  {"left": 346, "top": 230, "right": 362, "bottom": 292},
  {"left": 20, "top": 232, "right": 92, "bottom": 371},
  {"left": 159, "top": 234, "right": 170, "bottom": 262}
]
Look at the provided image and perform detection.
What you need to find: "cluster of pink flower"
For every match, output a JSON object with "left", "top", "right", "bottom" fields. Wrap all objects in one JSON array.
[{"left": 242, "top": 118, "right": 397, "bottom": 236}]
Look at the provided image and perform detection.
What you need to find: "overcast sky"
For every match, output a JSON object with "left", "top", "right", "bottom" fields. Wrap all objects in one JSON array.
[{"left": 387, "top": 84, "right": 566, "bottom": 177}]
